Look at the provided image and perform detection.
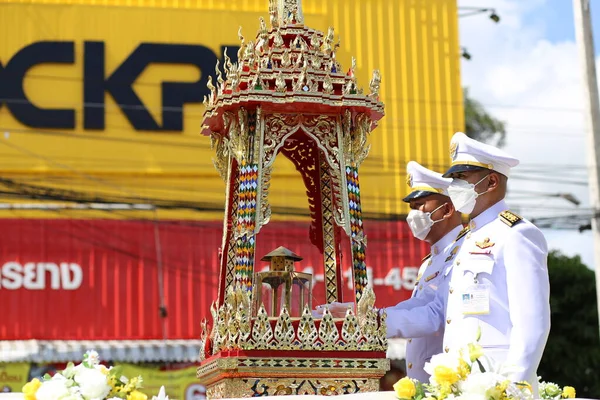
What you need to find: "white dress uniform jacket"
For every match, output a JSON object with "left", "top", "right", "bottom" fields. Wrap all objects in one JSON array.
[
  {"left": 386, "top": 224, "right": 467, "bottom": 383},
  {"left": 443, "top": 199, "right": 550, "bottom": 390}
]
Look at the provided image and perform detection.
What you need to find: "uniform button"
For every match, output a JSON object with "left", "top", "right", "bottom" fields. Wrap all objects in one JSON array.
[
  {"left": 467, "top": 233, "right": 472, "bottom": 239},
  {"left": 449, "top": 287, "right": 454, "bottom": 294},
  {"left": 446, "top": 319, "right": 451, "bottom": 324},
  {"left": 408, "top": 362, "right": 413, "bottom": 369},
  {"left": 444, "top": 346, "right": 449, "bottom": 353},
  {"left": 456, "top": 260, "right": 461, "bottom": 266},
  {"left": 419, "top": 285, "right": 423, "bottom": 290},
  {"left": 408, "top": 339, "right": 412, "bottom": 343}
]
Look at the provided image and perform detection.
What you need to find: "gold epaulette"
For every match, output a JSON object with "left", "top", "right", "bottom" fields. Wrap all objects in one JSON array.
[
  {"left": 421, "top": 253, "right": 432, "bottom": 263},
  {"left": 454, "top": 226, "right": 470, "bottom": 242},
  {"left": 499, "top": 210, "right": 523, "bottom": 227}
]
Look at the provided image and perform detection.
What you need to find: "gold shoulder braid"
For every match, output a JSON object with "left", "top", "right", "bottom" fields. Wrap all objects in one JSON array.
[
  {"left": 499, "top": 210, "right": 523, "bottom": 227},
  {"left": 454, "top": 226, "right": 470, "bottom": 242}
]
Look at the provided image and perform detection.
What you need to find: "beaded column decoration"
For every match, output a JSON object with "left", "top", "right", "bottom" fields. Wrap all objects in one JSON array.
[
  {"left": 233, "top": 110, "right": 260, "bottom": 292},
  {"left": 345, "top": 163, "right": 367, "bottom": 301}
]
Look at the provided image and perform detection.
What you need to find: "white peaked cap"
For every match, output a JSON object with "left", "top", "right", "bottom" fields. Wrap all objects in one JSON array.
[
  {"left": 443, "top": 132, "right": 519, "bottom": 178},
  {"left": 403, "top": 161, "right": 452, "bottom": 202}
]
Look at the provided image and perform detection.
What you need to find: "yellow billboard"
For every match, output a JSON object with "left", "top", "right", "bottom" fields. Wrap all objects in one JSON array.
[{"left": 0, "top": 0, "right": 464, "bottom": 220}]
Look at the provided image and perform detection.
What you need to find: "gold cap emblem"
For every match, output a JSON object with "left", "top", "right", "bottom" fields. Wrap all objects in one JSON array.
[
  {"left": 449, "top": 142, "right": 458, "bottom": 160},
  {"left": 406, "top": 173, "right": 413, "bottom": 187}
]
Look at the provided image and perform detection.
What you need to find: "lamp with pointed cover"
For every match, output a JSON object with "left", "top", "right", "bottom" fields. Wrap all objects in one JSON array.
[{"left": 254, "top": 246, "right": 312, "bottom": 318}]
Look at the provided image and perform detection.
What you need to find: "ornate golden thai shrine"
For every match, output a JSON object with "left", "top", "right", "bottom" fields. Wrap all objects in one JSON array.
[{"left": 197, "top": 0, "right": 388, "bottom": 397}]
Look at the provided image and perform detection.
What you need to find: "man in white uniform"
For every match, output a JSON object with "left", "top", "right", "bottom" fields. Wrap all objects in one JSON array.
[
  {"left": 326, "top": 162, "right": 467, "bottom": 382},
  {"left": 386, "top": 161, "right": 468, "bottom": 382},
  {"left": 442, "top": 132, "right": 550, "bottom": 390}
]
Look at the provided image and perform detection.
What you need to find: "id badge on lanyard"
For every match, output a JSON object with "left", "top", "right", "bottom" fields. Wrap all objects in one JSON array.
[{"left": 461, "top": 274, "right": 490, "bottom": 315}]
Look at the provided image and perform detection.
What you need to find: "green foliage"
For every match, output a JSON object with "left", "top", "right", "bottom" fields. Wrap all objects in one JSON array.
[
  {"left": 464, "top": 88, "right": 506, "bottom": 146},
  {"left": 538, "top": 250, "right": 600, "bottom": 398}
]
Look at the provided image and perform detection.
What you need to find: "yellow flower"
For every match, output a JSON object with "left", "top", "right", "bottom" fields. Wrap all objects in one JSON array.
[
  {"left": 468, "top": 343, "right": 484, "bottom": 362},
  {"left": 433, "top": 365, "right": 460, "bottom": 386},
  {"left": 457, "top": 358, "right": 471, "bottom": 380},
  {"left": 562, "top": 386, "right": 576, "bottom": 398},
  {"left": 22, "top": 378, "right": 41, "bottom": 400},
  {"left": 127, "top": 390, "right": 148, "bottom": 400},
  {"left": 393, "top": 377, "right": 416, "bottom": 399},
  {"left": 516, "top": 381, "right": 533, "bottom": 394}
]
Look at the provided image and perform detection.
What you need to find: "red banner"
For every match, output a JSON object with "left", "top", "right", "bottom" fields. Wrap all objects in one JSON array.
[{"left": 0, "top": 219, "right": 426, "bottom": 340}]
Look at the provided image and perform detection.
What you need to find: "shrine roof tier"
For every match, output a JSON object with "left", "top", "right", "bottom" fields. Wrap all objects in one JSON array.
[{"left": 200, "top": 22, "right": 384, "bottom": 137}]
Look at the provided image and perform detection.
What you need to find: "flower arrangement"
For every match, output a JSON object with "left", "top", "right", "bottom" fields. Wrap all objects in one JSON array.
[
  {"left": 21, "top": 351, "right": 167, "bottom": 400},
  {"left": 538, "top": 381, "right": 576, "bottom": 400},
  {"left": 393, "top": 339, "right": 576, "bottom": 400}
]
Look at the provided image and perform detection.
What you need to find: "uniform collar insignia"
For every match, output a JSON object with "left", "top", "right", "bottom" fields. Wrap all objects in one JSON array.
[
  {"left": 425, "top": 271, "right": 440, "bottom": 282},
  {"left": 445, "top": 246, "right": 459, "bottom": 262}
]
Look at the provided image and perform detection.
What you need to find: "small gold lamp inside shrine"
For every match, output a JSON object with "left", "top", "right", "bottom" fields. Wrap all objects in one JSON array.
[{"left": 254, "top": 246, "right": 312, "bottom": 318}]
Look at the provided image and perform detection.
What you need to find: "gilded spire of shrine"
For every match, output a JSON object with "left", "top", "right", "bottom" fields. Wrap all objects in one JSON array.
[{"left": 269, "top": 0, "right": 304, "bottom": 27}]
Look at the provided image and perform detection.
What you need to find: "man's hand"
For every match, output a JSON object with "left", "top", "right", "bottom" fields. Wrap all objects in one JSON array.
[{"left": 315, "top": 302, "right": 354, "bottom": 318}]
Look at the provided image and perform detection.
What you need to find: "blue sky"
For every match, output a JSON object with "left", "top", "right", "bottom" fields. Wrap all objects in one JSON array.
[
  {"left": 502, "top": 0, "right": 600, "bottom": 52},
  {"left": 459, "top": 0, "right": 599, "bottom": 269}
]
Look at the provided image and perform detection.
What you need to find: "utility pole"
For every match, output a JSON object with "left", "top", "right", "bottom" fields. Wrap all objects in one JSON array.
[{"left": 573, "top": 0, "right": 600, "bottom": 337}]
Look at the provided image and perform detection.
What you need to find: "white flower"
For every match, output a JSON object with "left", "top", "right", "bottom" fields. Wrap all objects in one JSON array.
[
  {"left": 505, "top": 383, "right": 534, "bottom": 400},
  {"left": 151, "top": 386, "right": 169, "bottom": 400},
  {"left": 459, "top": 372, "right": 506, "bottom": 395},
  {"left": 424, "top": 352, "right": 461, "bottom": 375},
  {"left": 36, "top": 375, "right": 71, "bottom": 400},
  {"left": 74, "top": 367, "right": 111, "bottom": 400},
  {"left": 84, "top": 351, "right": 100, "bottom": 367}
]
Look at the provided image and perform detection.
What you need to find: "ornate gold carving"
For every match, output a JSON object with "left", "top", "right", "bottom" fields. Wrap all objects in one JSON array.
[
  {"left": 223, "top": 110, "right": 246, "bottom": 162},
  {"left": 356, "top": 286, "right": 376, "bottom": 329},
  {"left": 369, "top": 69, "right": 381, "bottom": 97},
  {"left": 297, "top": 305, "right": 318, "bottom": 348},
  {"left": 274, "top": 305, "right": 295, "bottom": 349},
  {"left": 310, "top": 31, "right": 320, "bottom": 49},
  {"left": 210, "top": 132, "right": 229, "bottom": 181},
  {"left": 318, "top": 307, "right": 339, "bottom": 350},
  {"left": 259, "top": 164, "right": 272, "bottom": 228},
  {"left": 215, "top": 60, "right": 224, "bottom": 96},
  {"left": 343, "top": 111, "right": 372, "bottom": 167},
  {"left": 252, "top": 304, "right": 274, "bottom": 349},
  {"left": 378, "top": 309, "right": 388, "bottom": 349},
  {"left": 206, "top": 76, "right": 216, "bottom": 107},
  {"left": 341, "top": 308, "right": 361, "bottom": 350},
  {"left": 275, "top": 71, "right": 287, "bottom": 92},
  {"left": 320, "top": 158, "right": 339, "bottom": 304},
  {"left": 273, "top": 29, "right": 284, "bottom": 48},
  {"left": 281, "top": 48, "right": 291, "bottom": 67},
  {"left": 199, "top": 319, "right": 208, "bottom": 361},
  {"left": 213, "top": 304, "right": 227, "bottom": 354},
  {"left": 268, "top": 0, "right": 278, "bottom": 28},
  {"left": 323, "top": 73, "right": 334, "bottom": 94},
  {"left": 205, "top": 377, "right": 382, "bottom": 399},
  {"left": 277, "top": 0, "right": 304, "bottom": 26},
  {"left": 322, "top": 27, "right": 334, "bottom": 52}
]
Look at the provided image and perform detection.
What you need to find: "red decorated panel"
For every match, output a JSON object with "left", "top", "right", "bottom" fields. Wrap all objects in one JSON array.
[{"left": 0, "top": 219, "right": 426, "bottom": 340}]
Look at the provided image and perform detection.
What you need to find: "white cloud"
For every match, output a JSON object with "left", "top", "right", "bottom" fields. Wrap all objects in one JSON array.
[{"left": 458, "top": 0, "right": 596, "bottom": 268}]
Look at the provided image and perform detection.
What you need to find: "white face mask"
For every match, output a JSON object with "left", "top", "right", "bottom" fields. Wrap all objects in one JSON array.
[
  {"left": 448, "top": 174, "right": 490, "bottom": 215},
  {"left": 406, "top": 203, "right": 447, "bottom": 241}
]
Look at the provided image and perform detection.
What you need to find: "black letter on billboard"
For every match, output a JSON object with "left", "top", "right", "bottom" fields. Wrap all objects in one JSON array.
[
  {"left": 84, "top": 41, "right": 160, "bottom": 130},
  {"left": 84, "top": 42, "right": 218, "bottom": 131},
  {"left": 0, "top": 41, "right": 75, "bottom": 128}
]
